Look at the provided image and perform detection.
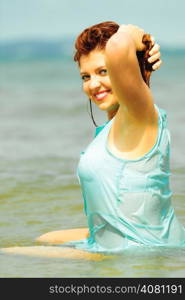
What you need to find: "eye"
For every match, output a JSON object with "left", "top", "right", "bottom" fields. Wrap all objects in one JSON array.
[
  {"left": 99, "top": 69, "right": 107, "bottom": 75},
  {"left": 81, "top": 74, "right": 90, "bottom": 81}
]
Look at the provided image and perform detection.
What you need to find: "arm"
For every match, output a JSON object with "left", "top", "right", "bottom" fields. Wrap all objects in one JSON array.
[
  {"left": 105, "top": 24, "right": 156, "bottom": 121},
  {"left": 36, "top": 228, "right": 89, "bottom": 244}
]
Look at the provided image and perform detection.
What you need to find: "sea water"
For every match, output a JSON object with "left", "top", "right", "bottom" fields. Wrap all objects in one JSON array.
[{"left": 0, "top": 48, "right": 185, "bottom": 277}]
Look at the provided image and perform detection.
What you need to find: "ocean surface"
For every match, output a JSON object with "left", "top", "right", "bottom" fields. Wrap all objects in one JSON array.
[{"left": 0, "top": 42, "right": 185, "bottom": 277}]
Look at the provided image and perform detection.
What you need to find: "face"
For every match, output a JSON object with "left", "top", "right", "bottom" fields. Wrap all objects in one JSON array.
[{"left": 79, "top": 49, "right": 119, "bottom": 115}]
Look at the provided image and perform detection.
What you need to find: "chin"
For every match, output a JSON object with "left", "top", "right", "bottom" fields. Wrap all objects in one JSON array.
[{"left": 97, "top": 103, "right": 110, "bottom": 111}]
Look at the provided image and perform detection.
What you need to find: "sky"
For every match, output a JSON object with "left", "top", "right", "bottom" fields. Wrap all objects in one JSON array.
[{"left": 1, "top": 0, "right": 185, "bottom": 47}]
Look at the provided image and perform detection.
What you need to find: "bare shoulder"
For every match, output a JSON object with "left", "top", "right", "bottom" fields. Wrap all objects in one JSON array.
[{"left": 108, "top": 104, "right": 159, "bottom": 160}]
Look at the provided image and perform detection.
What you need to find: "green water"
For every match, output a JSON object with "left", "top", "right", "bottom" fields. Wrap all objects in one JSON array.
[
  {"left": 0, "top": 58, "right": 185, "bottom": 277},
  {"left": 0, "top": 178, "right": 185, "bottom": 278}
]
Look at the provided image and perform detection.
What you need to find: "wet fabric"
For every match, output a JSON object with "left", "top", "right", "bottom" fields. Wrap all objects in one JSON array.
[{"left": 65, "top": 105, "right": 185, "bottom": 253}]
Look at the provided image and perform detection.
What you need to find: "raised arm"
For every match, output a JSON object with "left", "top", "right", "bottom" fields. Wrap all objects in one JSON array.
[{"left": 105, "top": 24, "right": 156, "bottom": 121}]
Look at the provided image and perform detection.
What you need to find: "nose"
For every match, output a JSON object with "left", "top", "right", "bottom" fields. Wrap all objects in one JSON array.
[{"left": 89, "top": 75, "right": 101, "bottom": 91}]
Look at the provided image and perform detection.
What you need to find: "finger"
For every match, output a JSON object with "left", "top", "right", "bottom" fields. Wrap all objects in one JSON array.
[
  {"left": 152, "top": 60, "right": 162, "bottom": 70},
  {"left": 150, "top": 36, "right": 155, "bottom": 46},
  {"left": 149, "top": 43, "right": 160, "bottom": 55},
  {"left": 148, "top": 52, "right": 161, "bottom": 63}
]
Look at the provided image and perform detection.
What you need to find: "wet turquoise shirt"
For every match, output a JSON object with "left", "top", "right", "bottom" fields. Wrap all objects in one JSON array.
[{"left": 68, "top": 105, "right": 185, "bottom": 253}]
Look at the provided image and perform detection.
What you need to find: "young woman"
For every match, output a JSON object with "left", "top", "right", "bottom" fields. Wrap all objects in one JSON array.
[
  {"left": 2, "top": 22, "right": 185, "bottom": 258},
  {"left": 36, "top": 22, "right": 185, "bottom": 252}
]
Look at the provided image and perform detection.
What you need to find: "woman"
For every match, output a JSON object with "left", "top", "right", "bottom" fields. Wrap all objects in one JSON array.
[
  {"left": 36, "top": 22, "right": 185, "bottom": 252},
  {"left": 2, "top": 22, "right": 185, "bottom": 258}
]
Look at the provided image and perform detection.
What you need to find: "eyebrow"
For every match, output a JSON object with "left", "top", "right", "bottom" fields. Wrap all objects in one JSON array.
[{"left": 80, "top": 66, "right": 106, "bottom": 76}]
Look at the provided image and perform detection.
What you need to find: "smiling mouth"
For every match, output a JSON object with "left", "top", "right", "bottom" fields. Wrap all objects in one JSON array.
[{"left": 94, "top": 90, "right": 111, "bottom": 101}]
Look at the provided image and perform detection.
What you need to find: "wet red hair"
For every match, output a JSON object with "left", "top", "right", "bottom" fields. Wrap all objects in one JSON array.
[{"left": 74, "top": 21, "right": 154, "bottom": 87}]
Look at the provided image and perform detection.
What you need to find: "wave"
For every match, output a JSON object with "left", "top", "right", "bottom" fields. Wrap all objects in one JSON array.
[
  {"left": 1, "top": 38, "right": 185, "bottom": 62},
  {"left": 0, "top": 38, "right": 75, "bottom": 62}
]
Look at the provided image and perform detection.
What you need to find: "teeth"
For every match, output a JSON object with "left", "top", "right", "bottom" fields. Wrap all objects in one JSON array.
[{"left": 95, "top": 92, "right": 108, "bottom": 99}]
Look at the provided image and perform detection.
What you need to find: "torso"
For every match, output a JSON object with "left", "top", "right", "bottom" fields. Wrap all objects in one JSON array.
[{"left": 76, "top": 105, "right": 182, "bottom": 251}]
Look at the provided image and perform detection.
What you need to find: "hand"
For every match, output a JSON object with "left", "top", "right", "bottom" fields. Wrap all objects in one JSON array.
[
  {"left": 148, "top": 36, "right": 162, "bottom": 71},
  {"left": 117, "top": 24, "right": 146, "bottom": 51}
]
